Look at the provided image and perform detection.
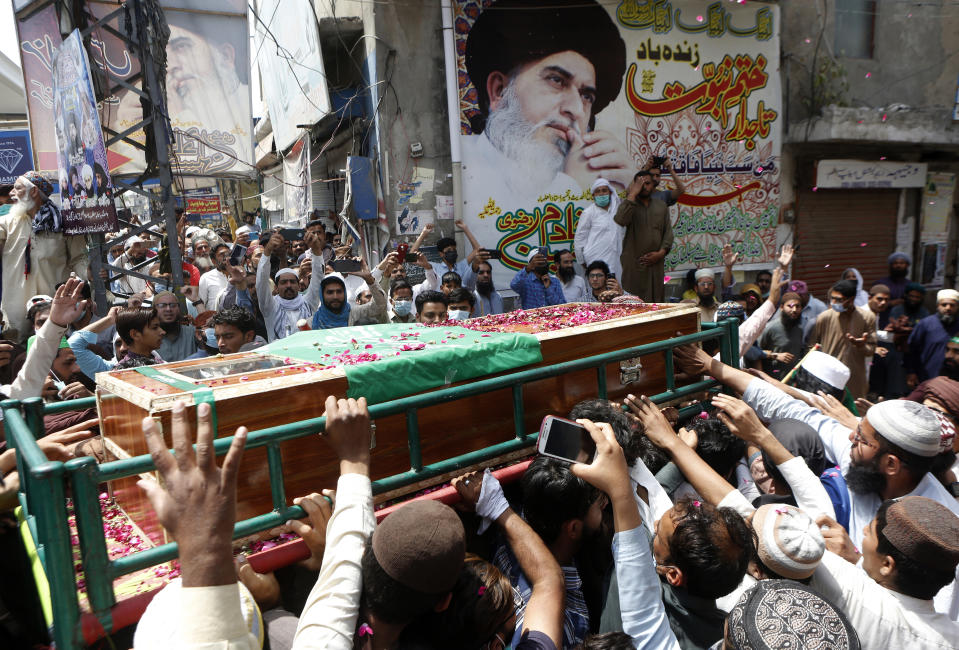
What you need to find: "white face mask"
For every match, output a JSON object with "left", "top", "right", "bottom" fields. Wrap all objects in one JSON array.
[
  {"left": 448, "top": 309, "right": 470, "bottom": 321},
  {"left": 392, "top": 300, "right": 413, "bottom": 316}
]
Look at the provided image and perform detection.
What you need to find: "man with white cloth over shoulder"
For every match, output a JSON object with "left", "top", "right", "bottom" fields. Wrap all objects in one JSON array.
[{"left": 574, "top": 178, "right": 624, "bottom": 278}]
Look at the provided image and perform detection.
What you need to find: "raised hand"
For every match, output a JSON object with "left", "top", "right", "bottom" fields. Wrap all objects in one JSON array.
[
  {"left": 777, "top": 244, "right": 794, "bottom": 268},
  {"left": 816, "top": 515, "right": 861, "bottom": 564},
  {"left": 673, "top": 342, "right": 713, "bottom": 376},
  {"left": 722, "top": 243, "right": 739, "bottom": 268},
  {"left": 569, "top": 419, "right": 631, "bottom": 500},
  {"left": 139, "top": 400, "right": 247, "bottom": 587},
  {"left": 710, "top": 393, "right": 769, "bottom": 445},
  {"left": 811, "top": 391, "right": 859, "bottom": 430},
  {"left": 623, "top": 394, "right": 680, "bottom": 451},
  {"left": 49, "top": 277, "right": 88, "bottom": 328}
]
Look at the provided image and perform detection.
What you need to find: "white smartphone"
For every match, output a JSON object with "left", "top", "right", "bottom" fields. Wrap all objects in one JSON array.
[{"left": 537, "top": 415, "right": 596, "bottom": 464}]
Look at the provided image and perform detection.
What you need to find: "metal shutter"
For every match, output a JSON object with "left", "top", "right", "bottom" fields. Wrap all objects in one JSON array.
[{"left": 792, "top": 189, "right": 900, "bottom": 300}]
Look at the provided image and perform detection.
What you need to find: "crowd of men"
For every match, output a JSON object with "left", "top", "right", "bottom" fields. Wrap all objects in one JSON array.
[{"left": 0, "top": 167, "right": 958, "bottom": 650}]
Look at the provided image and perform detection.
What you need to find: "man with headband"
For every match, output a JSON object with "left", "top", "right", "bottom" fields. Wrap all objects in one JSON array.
[{"left": 0, "top": 171, "right": 88, "bottom": 340}]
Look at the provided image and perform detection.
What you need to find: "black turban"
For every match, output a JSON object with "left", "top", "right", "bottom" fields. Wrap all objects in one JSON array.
[{"left": 465, "top": 0, "right": 626, "bottom": 133}]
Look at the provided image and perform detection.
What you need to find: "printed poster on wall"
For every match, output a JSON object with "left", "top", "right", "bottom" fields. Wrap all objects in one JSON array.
[
  {"left": 15, "top": 1, "right": 253, "bottom": 178},
  {"left": 52, "top": 29, "right": 118, "bottom": 234},
  {"left": 920, "top": 172, "right": 956, "bottom": 243},
  {"left": 453, "top": 0, "right": 782, "bottom": 287},
  {"left": 254, "top": 0, "right": 330, "bottom": 152},
  {"left": 283, "top": 135, "right": 311, "bottom": 224},
  {"left": 0, "top": 129, "right": 34, "bottom": 185}
]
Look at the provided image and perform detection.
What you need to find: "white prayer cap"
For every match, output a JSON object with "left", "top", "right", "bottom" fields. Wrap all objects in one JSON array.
[
  {"left": 527, "top": 248, "right": 546, "bottom": 263},
  {"left": 236, "top": 225, "right": 253, "bottom": 236},
  {"left": 694, "top": 268, "right": 714, "bottom": 281},
  {"left": 937, "top": 289, "right": 959, "bottom": 304},
  {"left": 123, "top": 235, "right": 143, "bottom": 251},
  {"left": 802, "top": 350, "right": 850, "bottom": 390},
  {"left": 866, "top": 400, "right": 942, "bottom": 457},
  {"left": 274, "top": 267, "right": 299, "bottom": 280},
  {"left": 25, "top": 294, "right": 53, "bottom": 313},
  {"left": 185, "top": 226, "right": 200, "bottom": 237}
]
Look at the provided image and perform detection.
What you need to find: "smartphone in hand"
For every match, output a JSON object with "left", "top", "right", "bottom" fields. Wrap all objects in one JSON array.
[{"left": 537, "top": 416, "right": 596, "bottom": 464}]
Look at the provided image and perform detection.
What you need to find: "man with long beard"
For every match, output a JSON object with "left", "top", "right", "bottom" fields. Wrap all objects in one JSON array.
[
  {"left": 874, "top": 251, "right": 912, "bottom": 306},
  {"left": 0, "top": 172, "right": 88, "bottom": 340},
  {"left": 461, "top": 0, "right": 629, "bottom": 287},
  {"left": 555, "top": 249, "right": 588, "bottom": 303},
  {"left": 758, "top": 291, "right": 804, "bottom": 378},
  {"left": 906, "top": 289, "right": 959, "bottom": 388},
  {"left": 472, "top": 261, "right": 505, "bottom": 316},
  {"left": 674, "top": 344, "right": 959, "bottom": 620},
  {"left": 153, "top": 291, "right": 196, "bottom": 362}
]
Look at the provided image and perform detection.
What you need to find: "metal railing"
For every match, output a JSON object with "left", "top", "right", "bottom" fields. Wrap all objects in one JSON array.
[{"left": 4, "top": 319, "right": 738, "bottom": 648}]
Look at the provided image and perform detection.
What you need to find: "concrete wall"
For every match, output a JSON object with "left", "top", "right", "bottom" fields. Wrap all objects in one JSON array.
[{"left": 781, "top": 0, "right": 959, "bottom": 126}]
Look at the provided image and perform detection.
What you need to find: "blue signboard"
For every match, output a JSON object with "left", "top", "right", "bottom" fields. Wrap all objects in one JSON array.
[{"left": 0, "top": 130, "right": 33, "bottom": 185}]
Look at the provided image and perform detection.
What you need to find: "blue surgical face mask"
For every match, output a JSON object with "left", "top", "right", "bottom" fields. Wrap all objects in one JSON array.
[
  {"left": 594, "top": 194, "right": 611, "bottom": 208},
  {"left": 831, "top": 302, "right": 846, "bottom": 313},
  {"left": 392, "top": 300, "right": 412, "bottom": 316},
  {"left": 448, "top": 309, "right": 470, "bottom": 321}
]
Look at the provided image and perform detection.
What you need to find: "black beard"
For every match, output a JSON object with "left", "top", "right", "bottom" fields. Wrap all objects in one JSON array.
[
  {"left": 476, "top": 280, "right": 494, "bottom": 295},
  {"left": 533, "top": 265, "right": 549, "bottom": 277},
  {"left": 159, "top": 320, "right": 180, "bottom": 335},
  {"left": 557, "top": 266, "right": 576, "bottom": 282},
  {"left": 845, "top": 457, "right": 886, "bottom": 496},
  {"left": 943, "top": 360, "right": 959, "bottom": 381},
  {"left": 781, "top": 312, "right": 801, "bottom": 325},
  {"left": 890, "top": 267, "right": 908, "bottom": 279},
  {"left": 699, "top": 294, "right": 715, "bottom": 307}
]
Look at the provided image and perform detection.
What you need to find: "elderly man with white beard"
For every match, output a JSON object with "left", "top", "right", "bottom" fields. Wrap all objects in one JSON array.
[
  {"left": 0, "top": 172, "right": 88, "bottom": 341},
  {"left": 460, "top": 1, "right": 629, "bottom": 234}
]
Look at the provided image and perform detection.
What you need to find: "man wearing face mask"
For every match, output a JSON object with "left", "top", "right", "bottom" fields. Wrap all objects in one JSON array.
[
  {"left": 809, "top": 279, "right": 876, "bottom": 399},
  {"left": 389, "top": 281, "right": 416, "bottom": 323},
  {"left": 510, "top": 249, "right": 566, "bottom": 309},
  {"left": 431, "top": 236, "right": 477, "bottom": 291},
  {"left": 447, "top": 287, "right": 476, "bottom": 320},
  {"left": 906, "top": 289, "right": 959, "bottom": 388},
  {"left": 573, "top": 178, "right": 624, "bottom": 278}
]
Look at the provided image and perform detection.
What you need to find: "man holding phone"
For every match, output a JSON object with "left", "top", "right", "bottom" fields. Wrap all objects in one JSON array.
[
  {"left": 510, "top": 248, "right": 566, "bottom": 309},
  {"left": 256, "top": 232, "right": 323, "bottom": 341},
  {"left": 614, "top": 171, "right": 673, "bottom": 303}
]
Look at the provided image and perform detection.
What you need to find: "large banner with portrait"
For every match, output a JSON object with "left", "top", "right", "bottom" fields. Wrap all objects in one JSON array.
[
  {"left": 15, "top": 0, "right": 253, "bottom": 178},
  {"left": 453, "top": 0, "right": 781, "bottom": 286},
  {"left": 52, "top": 30, "right": 118, "bottom": 234}
]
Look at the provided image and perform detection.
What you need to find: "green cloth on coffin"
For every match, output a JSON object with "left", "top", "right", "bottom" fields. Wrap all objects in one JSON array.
[{"left": 252, "top": 323, "right": 543, "bottom": 404}]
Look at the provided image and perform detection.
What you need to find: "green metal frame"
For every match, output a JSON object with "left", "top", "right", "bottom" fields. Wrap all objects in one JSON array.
[{"left": 4, "top": 320, "right": 739, "bottom": 648}]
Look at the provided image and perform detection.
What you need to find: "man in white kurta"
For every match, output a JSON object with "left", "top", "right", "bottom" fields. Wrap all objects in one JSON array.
[{"left": 0, "top": 172, "right": 88, "bottom": 340}]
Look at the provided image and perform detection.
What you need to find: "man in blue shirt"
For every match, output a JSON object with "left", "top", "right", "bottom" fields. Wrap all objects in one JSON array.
[
  {"left": 510, "top": 249, "right": 566, "bottom": 309},
  {"left": 906, "top": 289, "right": 959, "bottom": 386}
]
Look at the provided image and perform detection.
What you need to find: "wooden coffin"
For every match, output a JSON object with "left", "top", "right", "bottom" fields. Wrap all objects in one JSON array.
[{"left": 96, "top": 303, "right": 700, "bottom": 545}]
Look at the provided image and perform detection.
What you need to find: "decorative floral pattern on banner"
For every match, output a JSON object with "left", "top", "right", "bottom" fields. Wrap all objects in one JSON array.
[{"left": 452, "top": 0, "right": 782, "bottom": 286}]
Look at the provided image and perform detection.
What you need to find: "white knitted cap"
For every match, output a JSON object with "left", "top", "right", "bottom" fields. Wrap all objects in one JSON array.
[
  {"left": 866, "top": 399, "right": 942, "bottom": 457},
  {"left": 753, "top": 504, "right": 825, "bottom": 579}
]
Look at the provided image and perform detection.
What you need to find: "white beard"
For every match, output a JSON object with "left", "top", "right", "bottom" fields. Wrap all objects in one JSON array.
[
  {"left": 484, "top": 81, "right": 575, "bottom": 188},
  {"left": 9, "top": 195, "right": 35, "bottom": 220}
]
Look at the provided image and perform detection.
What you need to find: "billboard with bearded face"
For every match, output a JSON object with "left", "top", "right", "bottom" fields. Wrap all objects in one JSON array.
[{"left": 453, "top": 0, "right": 782, "bottom": 289}]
